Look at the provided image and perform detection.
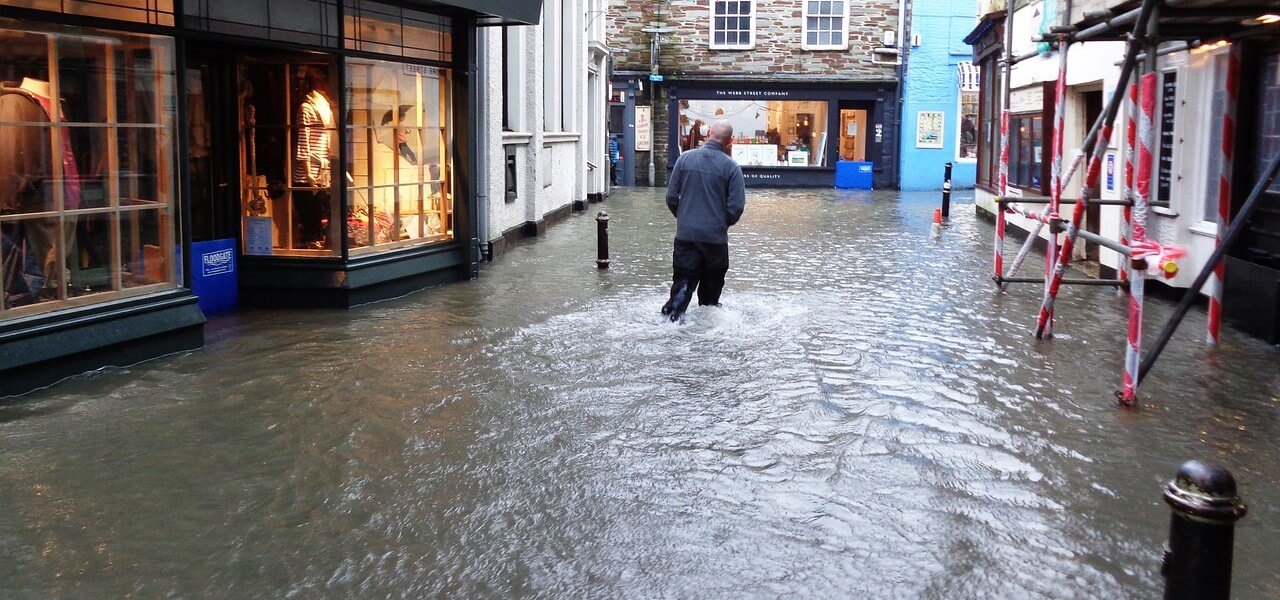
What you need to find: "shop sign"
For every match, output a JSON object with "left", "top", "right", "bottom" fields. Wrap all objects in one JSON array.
[
  {"left": 712, "top": 90, "right": 792, "bottom": 98},
  {"left": 1010, "top": 86, "right": 1043, "bottom": 113},
  {"left": 245, "top": 217, "right": 274, "bottom": 256},
  {"left": 1158, "top": 72, "right": 1177, "bottom": 204},
  {"left": 1105, "top": 152, "right": 1117, "bottom": 195},
  {"left": 403, "top": 64, "right": 440, "bottom": 77},
  {"left": 915, "top": 111, "right": 945, "bottom": 149},
  {"left": 201, "top": 248, "right": 234, "bottom": 277},
  {"left": 635, "top": 105, "right": 652, "bottom": 152}
]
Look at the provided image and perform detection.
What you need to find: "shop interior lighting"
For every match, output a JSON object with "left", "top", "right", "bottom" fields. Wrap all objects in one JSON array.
[
  {"left": 1248, "top": 14, "right": 1279, "bottom": 25},
  {"left": 1191, "top": 39, "right": 1230, "bottom": 54}
]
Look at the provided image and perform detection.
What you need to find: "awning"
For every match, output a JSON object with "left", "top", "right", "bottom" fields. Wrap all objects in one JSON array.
[
  {"left": 958, "top": 61, "right": 980, "bottom": 92},
  {"left": 409, "top": 0, "right": 543, "bottom": 25}
]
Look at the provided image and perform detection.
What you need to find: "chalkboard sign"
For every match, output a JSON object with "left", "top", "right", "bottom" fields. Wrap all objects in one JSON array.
[{"left": 1157, "top": 72, "right": 1177, "bottom": 205}]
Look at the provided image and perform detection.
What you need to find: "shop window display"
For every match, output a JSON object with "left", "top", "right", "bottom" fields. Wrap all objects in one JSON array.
[
  {"left": 5, "top": 0, "right": 175, "bottom": 27},
  {"left": 344, "top": 57, "right": 453, "bottom": 254},
  {"left": 678, "top": 99, "right": 829, "bottom": 167},
  {"left": 0, "top": 20, "right": 179, "bottom": 316},
  {"left": 239, "top": 60, "right": 340, "bottom": 256}
]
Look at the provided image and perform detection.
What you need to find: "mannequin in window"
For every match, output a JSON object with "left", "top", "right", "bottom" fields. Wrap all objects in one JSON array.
[
  {"left": 293, "top": 67, "right": 333, "bottom": 249},
  {"left": 0, "top": 77, "right": 81, "bottom": 304}
]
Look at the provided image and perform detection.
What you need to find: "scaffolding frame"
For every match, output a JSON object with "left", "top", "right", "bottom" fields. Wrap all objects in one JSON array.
[{"left": 989, "top": 0, "right": 1280, "bottom": 405}]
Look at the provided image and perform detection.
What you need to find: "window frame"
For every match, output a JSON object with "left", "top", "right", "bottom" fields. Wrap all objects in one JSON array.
[
  {"left": 956, "top": 89, "right": 979, "bottom": 163},
  {"left": 708, "top": 0, "right": 756, "bottom": 51},
  {"left": 801, "top": 0, "right": 849, "bottom": 51},
  {"left": 0, "top": 20, "right": 181, "bottom": 319},
  {"left": 975, "top": 55, "right": 1002, "bottom": 190},
  {"left": 1199, "top": 50, "right": 1230, "bottom": 226}
]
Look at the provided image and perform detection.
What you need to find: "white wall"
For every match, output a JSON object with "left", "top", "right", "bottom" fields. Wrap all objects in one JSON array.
[{"left": 481, "top": 0, "right": 607, "bottom": 249}]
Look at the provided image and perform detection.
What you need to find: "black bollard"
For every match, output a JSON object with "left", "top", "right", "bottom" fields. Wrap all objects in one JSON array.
[
  {"left": 596, "top": 211, "right": 610, "bottom": 269},
  {"left": 1162, "top": 460, "right": 1248, "bottom": 600},
  {"left": 941, "top": 162, "right": 953, "bottom": 219}
]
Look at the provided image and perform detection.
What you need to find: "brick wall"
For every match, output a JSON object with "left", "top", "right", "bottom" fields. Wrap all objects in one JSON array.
[{"left": 607, "top": 0, "right": 901, "bottom": 80}]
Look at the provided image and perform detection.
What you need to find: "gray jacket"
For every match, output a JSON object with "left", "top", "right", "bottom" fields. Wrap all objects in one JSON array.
[{"left": 666, "top": 140, "right": 746, "bottom": 245}]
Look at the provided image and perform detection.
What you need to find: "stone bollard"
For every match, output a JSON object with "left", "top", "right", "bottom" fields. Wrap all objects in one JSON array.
[
  {"left": 941, "top": 161, "right": 953, "bottom": 219},
  {"left": 596, "top": 211, "right": 610, "bottom": 269},
  {"left": 1161, "top": 460, "right": 1248, "bottom": 600}
]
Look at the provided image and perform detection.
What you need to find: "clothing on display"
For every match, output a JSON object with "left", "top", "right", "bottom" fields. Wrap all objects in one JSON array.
[
  {"left": 0, "top": 78, "right": 82, "bottom": 308},
  {"left": 294, "top": 90, "right": 333, "bottom": 188}
]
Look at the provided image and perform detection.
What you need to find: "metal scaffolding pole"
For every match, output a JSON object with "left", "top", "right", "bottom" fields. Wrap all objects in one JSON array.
[
  {"left": 1207, "top": 44, "right": 1242, "bottom": 346},
  {"left": 1119, "top": 4, "right": 1160, "bottom": 406},
  {"left": 1037, "top": 0, "right": 1160, "bottom": 339},
  {"left": 993, "top": 0, "right": 1016, "bottom": 286},
  {"left": 1041, "top": 31, "right": 1071, "bottom": 337}
]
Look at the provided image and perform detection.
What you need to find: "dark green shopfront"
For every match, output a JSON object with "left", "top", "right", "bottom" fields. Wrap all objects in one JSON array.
[{"left": 0, "top": 0, "right": 541, "bottom": 396}]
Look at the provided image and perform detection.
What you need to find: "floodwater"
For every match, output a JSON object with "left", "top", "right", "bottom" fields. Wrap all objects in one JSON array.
[{"left": 1, "top": 188, "right": 1278, "bottom": 598}]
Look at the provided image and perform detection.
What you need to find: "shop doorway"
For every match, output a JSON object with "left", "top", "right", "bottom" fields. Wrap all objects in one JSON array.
[
  {"left": 186, "top": 49, "right": 240, "bottom": 244},
  {"left": 1082, "top": 89, "right": 1103, "bottom": 263},
  {"left": 839, "top": 108, "right": 867, "bottom": 162}
]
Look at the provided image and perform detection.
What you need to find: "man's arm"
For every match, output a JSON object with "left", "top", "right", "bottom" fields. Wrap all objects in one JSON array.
[
  {"left": 725, "top": 165, "right": 746, "bottom": 227},
  {"left": 666, "top": 156, "right": 685, "bottom": 217}
]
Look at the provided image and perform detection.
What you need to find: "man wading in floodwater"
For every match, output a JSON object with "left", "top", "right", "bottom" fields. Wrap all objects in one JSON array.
[{"left": 661, "top": 120, "right": 746, "bottom": 323}]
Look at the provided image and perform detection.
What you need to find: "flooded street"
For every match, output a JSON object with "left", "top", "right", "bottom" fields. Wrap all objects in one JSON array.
[{"left": 2, "top": 187, "right": 1279, "bottom": 598}]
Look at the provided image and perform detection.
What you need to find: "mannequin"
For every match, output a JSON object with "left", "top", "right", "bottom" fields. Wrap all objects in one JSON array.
[
  {"left": 0, "top": 77, "right": 80, "bottom": 304},
  {"left": 293, "top": 67, "right": 333, "bottom": 249}
]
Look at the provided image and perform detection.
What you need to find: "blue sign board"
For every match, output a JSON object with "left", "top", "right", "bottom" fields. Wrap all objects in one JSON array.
[
  {"left": 190, "top": 238, "right": 238, "bottom": 315},
  {"left": 649, "top": 73, "right": 664, "bottom": 82},
  {"left": 1106, "top": 152, "right": 1116, "bottom": 192}
]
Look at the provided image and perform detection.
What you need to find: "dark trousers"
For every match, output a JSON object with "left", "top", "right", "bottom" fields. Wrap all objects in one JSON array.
[
  {"left": 663, "top": 239, "right": 729, "bottom": 317},
  {"left": 293, "top": 189, "right": 331, "bottom": 249}
]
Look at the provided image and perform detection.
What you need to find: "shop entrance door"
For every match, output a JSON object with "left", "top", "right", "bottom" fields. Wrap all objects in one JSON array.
[
  {"left": 186, "top": 49, "right": 240, "bottom": 244},
  {"left": 839, "top": 109, "right": 867, "bottom": 162}
]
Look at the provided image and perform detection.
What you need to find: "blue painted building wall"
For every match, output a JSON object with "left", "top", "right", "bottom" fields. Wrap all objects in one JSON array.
[{"left": 900, "top": 0, "right": 977, "bottom": 191}]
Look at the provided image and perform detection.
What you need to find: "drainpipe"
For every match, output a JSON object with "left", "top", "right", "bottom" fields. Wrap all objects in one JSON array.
[
  {"left": 893, "top": 0, "right": 908, "bottom": 189},
  {"left": 475, "top": 28, "right": 491, "bottom": 261}
]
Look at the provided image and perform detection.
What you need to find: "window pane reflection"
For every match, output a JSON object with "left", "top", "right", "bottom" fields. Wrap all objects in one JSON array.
[
  {"left": 345, "top": 58, "right": 454, "bottom": 254},
  {"left": 678, "top": 99, "right": 829, "bottom": 167},
  {"left": 0, "top": 20, "right": 179, "bottom": 318}
]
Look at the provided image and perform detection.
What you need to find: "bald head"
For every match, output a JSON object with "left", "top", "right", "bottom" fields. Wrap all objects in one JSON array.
[{"left": 708, "top": 120, "right": 734, "bottom": 145}]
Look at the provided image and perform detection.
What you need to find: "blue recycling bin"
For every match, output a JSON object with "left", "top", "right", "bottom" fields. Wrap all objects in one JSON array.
[{"left": 835, "top": 161, "right": 874, "bottom": 189}]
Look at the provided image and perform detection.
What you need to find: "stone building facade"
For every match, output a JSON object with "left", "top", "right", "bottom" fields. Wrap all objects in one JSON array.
[{"left": 608, "top": 0, "right": 906, "bottom": 188}]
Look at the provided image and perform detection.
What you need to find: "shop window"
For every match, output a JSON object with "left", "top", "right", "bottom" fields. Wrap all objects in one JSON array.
[
  {"left": 184, "top": 0, "right": 338, "bottom": 47},
  {"left": 1008, "top": 114, "right": 1043, "bottom": 191},
  {"left": 344, "top": 57, "right": 454, "bottom": 255},
  {"left": 957, "top": 61, "right": 979, "bottom": 162},
  {"left": 6, "top": 0, "right": 174, "bottom": 26},
  {"left": 678, "top": 99, "right": 829, "bottom": 168},
  {"left": 1203, "top": 52, "right": 1229, "bottom": 223},
  {"left": 542, "top": 0, "right": 563, "bottom": 132},
  {"left": 344, "top": 0, "right": 452, "bottom": 64},
  {"left": 1155, "top": 71, "right": 1177, "bottom": 207},
  {"left": 802, "top": 1, "right": 848, "bottom": 50},
  {"left": 958, "top": 90, "right": 978, "bottom": 161},
  {"left": 238, "top": 60, "right": 339, "bottom": 256},
  {"left": 1257, "top": 52, "right": 1280, "bottom": 195},
  {"left": 505, "top": 149, "right": 518, "bottom": 202},
  {"left": 1, "top": 19, "right": 179, "bottom": 317},
  {"left": 976, "top": 56, "right": 1001, "bottom": 189},
  {"left": 709, "top": 1, "right": 755, "bottom": 50}
]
